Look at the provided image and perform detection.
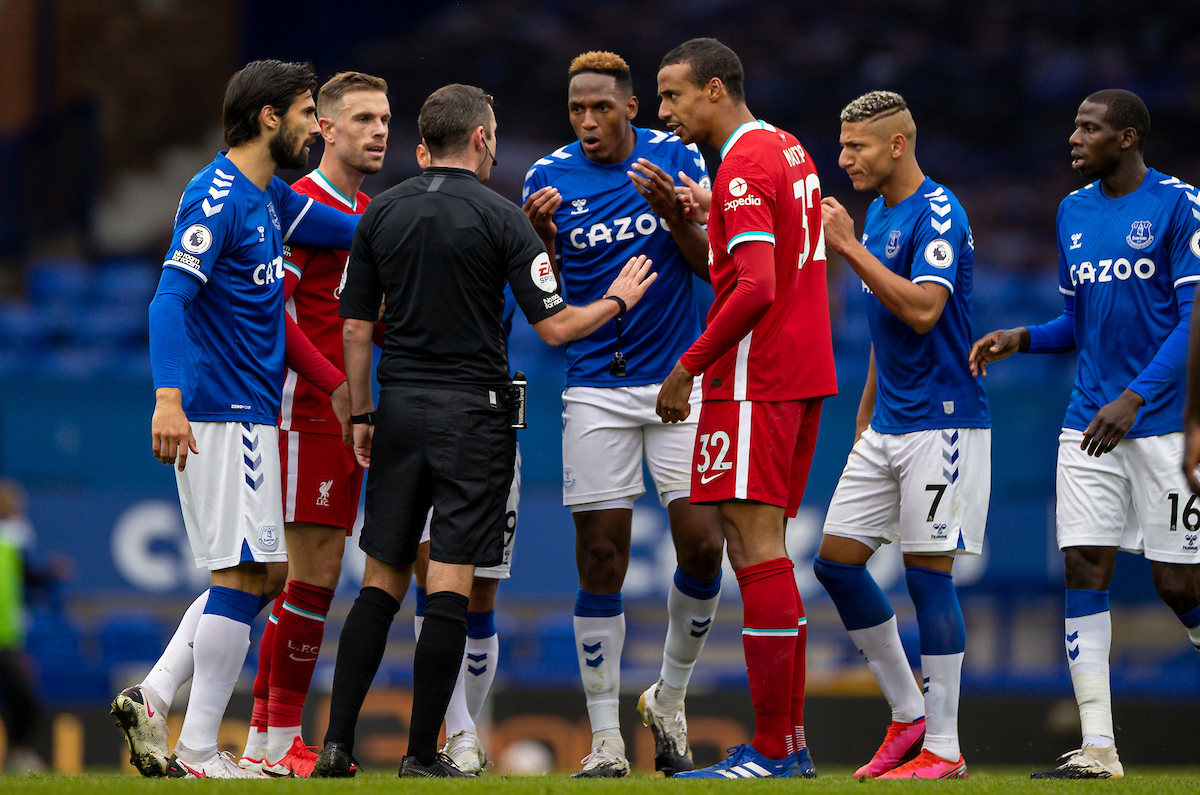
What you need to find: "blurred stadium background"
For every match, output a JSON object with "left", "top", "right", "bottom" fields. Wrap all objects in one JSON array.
[{"left": 1, "top": 0, "right": 1198, "bottom": 775}]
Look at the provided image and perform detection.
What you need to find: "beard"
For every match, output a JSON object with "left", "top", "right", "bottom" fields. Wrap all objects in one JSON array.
[{"left": 270, "top": 122, "right": 309, "bottom": 171}]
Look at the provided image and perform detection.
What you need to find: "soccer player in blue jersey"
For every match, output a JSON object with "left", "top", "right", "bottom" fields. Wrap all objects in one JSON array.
[
  {"left": 971, "top": 89, "right": 1200, "bottom": 779},
  {"left": 521, "top": 51, "right": 723, "bottom": 777},
  {"left": 110, "top": 60, "right": 360, "bottom": 779},
  {"left": 816, "top": 92, "right": 986, "bottom": 780}
]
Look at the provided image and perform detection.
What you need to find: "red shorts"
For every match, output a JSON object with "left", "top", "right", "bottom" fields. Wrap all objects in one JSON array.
[
  {"left": 690, "top": 398, "right": 823, "bottom": 517},
  {"left": 279, "top": 430, "right": 364, "bottom": 534}
]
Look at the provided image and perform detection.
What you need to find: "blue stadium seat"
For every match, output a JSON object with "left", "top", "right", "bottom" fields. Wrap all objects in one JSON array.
[
  {"left": 95, "top": 259, "right": 159, "bottom": 306},
  {"left": 0, "top": 302, "right": 57, "bottom": 348},
  {"left": 100, "top": 613, "right": 168, "bottom": 667},
  {"left": 68, "top": 304, "right": 147, "bottom": 347},
  {"left": 26, "top": 257, "right": 91, "bottom": 306}
]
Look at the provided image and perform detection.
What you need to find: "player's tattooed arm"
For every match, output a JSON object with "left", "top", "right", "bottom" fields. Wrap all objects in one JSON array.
[
  {"left": 628, "top": 159, "right": 710, "bottom": 280},
  {"left": 1081, "top": 390, "right": 1143, "bottom": 458},
  {"left": 522, "top": 186, "right": 562, "bottom": 276},
  {"left": 968, "top": 327, "right": 1029, "bottom": 377},
  {"left": 151, "top": 387, "right": 197, "bottom": 471},
  {"left": 855, "top": 346, "right": 878, "bottom": 443}
]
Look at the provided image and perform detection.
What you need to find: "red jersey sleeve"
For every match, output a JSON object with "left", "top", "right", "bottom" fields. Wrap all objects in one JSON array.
[
  {"left": 718, "top": 158, "right": 778, "bottom": 253},
  {"left": 680, "top": 240, "right": 775, "bottom": 374}
]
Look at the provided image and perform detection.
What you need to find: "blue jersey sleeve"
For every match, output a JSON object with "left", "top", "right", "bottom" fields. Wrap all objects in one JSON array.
[
  {"left": 271, "top": 178, "right": 357, "bottom": 249},
  {"left": 1027, "top": 212, "right": 1077, "bottom": 353},
  {"left": 162, "top": 189, "right": 237, "bottom": 284},
  {"left": 521, "top": 164, "right": 548, "bottom": 205},
  {"left": 1126, "top": 279, "right": 1194, "bottom": 405},
  {"left": 148, "top": 266, "right": 204, "bottom": 389},
  {"left": 1168, "top": 186, "right": 1200, "bottom": 289},
  {"left": 678, "top": 141, "right": 711, "bottom": 190},
  {"left": 907, "top": 189, "right": 968, "bottom": 294}
]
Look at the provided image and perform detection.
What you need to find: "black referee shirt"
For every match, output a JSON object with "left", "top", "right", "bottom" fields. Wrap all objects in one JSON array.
[{"left": 340, "top": 166, "right": 565, "bottom": 390}]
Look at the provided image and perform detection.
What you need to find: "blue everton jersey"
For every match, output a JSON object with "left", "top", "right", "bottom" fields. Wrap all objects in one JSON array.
[
  {"left": 162, "top": 153, "right": 327, "bottom": 424},
  {"left": 1055, "top": 169, "right": 1200, "bottom": 436},
  {"left": 860, "top": 177, "right": 989, "bottom": 433},
  {"left": 522, "top": 127, "right": 709, "bottom": 387}
]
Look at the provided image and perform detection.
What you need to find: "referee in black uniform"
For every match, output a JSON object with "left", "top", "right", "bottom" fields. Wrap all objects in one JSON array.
[{"left": 316, "top": 83, "right": 657, "bottom": 778}]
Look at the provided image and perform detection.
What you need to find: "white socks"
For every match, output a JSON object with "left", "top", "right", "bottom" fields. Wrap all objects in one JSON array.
[
  {"left": 1066, "top": 610, "right": 1114, "bottom": 743},
  {"left": 574, "top": 613, "right": 625, "bottom": 743},
  {"left": 657, "top": 579, "right": 720, "bottom": 708},
  {"left": 175, "top": 613, "right": 252, "bottom": 762},
  {"left": 141, "top": 589, "right": 209, "bottom": 718},
  {"left": 920, "top": 652, "right": 964, "bottom": 760},
  {"left": 848, "top": 616, "right": 925, "bottom": 724}
]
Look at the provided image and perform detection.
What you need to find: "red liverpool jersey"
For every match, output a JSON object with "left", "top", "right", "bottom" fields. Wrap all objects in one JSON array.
[
  {"left": 681, "top": 120, "right": 837, "bottom": 403},
  {"left": 280, "top": 170, "right": 369, "bottom": 434}
]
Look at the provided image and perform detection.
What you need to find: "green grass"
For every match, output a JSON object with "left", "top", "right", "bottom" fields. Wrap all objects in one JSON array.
[{"left": 2, "top": 769, "right": 1200, "bottom": 793}]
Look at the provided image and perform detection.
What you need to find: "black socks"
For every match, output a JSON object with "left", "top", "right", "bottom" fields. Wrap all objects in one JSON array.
[
  {"left": 324, "top": 586, "right": 400, "bottom": 751},
  {"left": 407, "top": 591, "right": 469, "bottom": 765}
]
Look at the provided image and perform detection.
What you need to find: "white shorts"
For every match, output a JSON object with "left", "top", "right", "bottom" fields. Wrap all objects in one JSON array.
[
  {"left": 420, "top": 445, "right": 520, "bottom": 579},
  {"left": 1056, "top": 429, "right": 1200, "bottom": 564},
  {"left": 823, "top": 426, "right": 991, "bottom": 555},
  {"left": 561, "top": 382, "right": 701, "bottom": 508},
  {"left": 176, "top": 421, "right": 287, "bottom": 571}
]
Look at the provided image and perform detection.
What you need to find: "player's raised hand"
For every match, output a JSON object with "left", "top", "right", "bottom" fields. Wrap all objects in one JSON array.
[
  {"left": 330, "top": 381, "right": 352, "bottom": 445},
  {"left": 352, "top": 423, "right": 373, "bottom": 469},
  {"left": 522, "top": 186, "right": 561, "bottom": 243},
  {"left": 151, "top": 387, "right": 198, "bottom": 471},
  {"left": 656, "top": 361, "right": 695, "bottom": 423},
  {"left": 820, "top": 196, "right": 858, "bottom": 256},
  {"left": 677, "top": 172, "right": 711, "bottom": 224},
  {"left": 1082, "top": 389, "right": 1143, "bottom": 457},
  {"left": 628, "top": 159, "right": 684, "bottom": 223},
  {"left": 968, "top": 327, "right": 1029, "bottom": 377},
  {"left": 603, "top": 254, "right": 657, "bottom": 311}
]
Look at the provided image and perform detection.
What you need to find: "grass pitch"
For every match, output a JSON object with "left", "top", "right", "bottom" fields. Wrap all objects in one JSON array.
[{"left": 2, "top": 768, "right": 1199, "bottom": 794}]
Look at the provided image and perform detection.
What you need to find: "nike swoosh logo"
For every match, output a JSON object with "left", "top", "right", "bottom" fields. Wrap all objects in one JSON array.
[
  {"left": 700, "top": 472, "right": 725, "bottom": 484},
  {"left": 288, "top": 654, "right": 317, "bottom": 663},
  {"left": 180, "top": 761, "right": 206, "bottom": 777},
  {"left": 146, "top": 704, "right": 154, "bottom": 717}
]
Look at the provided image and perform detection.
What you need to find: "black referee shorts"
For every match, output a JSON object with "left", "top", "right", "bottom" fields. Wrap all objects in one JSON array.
[{"left": 360, "top": 384, "right": 515, "bottom": 569}]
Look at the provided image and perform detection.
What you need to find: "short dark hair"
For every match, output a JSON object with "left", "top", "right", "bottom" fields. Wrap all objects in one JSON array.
[
  {"left": 222, "top": 60, "right": 317, "bottom": 147},
  {"left": 1085, "top": 89, "right": 1150, "bottom": 150},
  {"left": 660, "top": 38, "right": 744, "bottom": 103},
  {"left": 568, "top": 51, "right": 633, "bottom": 95},
  {"left": 418, "top": 84, "right": 495, "bottom": 158},
  {"left": 317, "top": 71, "right": 389, "bottom": 119}
]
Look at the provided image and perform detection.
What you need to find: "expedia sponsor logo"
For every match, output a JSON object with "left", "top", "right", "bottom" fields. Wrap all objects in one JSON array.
[
  {"left": 170, "top": 250, "right": 202, "bottom": 270},
  {"left": 723, "top": 195, "right": 762, "bottom": 212}
]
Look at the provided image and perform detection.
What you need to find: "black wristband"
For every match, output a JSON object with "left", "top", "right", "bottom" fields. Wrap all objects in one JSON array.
[
  {"left": 604, "top": 295, "right": 627, "bottom": 318},
  {"left": 350, "top": 412, "right": 376, "bottom": 425}
]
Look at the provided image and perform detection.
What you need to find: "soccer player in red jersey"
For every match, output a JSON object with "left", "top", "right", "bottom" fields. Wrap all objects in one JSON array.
[
  {"left": 239, "top": 71, "right": 390, "bottom": 778},
  {"left": 655, "top": 38, "right": 836, "bottom": 779}
]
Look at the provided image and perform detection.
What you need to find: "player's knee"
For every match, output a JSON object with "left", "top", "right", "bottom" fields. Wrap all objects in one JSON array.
[
  {"left": 676, "top": 535, "right": 723, "bottom": 579},
  {"left": 1062, "top": 547, "right": 1113, "bottom": 590},
  {"left": 1152, "top": 567, "right": 1200, "bottom": 614}
]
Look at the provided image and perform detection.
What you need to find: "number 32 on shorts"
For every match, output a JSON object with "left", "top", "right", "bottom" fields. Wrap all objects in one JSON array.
[{"left": 697, "top": 432, "right": 733, "bottom": 482}]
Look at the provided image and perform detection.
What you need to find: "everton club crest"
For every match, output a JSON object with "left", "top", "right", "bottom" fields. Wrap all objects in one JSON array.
[
  {"left": 1126, "top": 220, "right": 1154, "bottom": 250},
  {"left": 885, "top": 230, "right": 902, "bottom": 258}
]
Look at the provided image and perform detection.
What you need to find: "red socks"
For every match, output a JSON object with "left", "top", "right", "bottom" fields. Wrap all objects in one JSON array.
[
  {"left": 267, "top": 580, "right": 335, "bottom": 729},
  {"left": 250, "top": 593, "right": 285, "bottom": 732},
  {"left": 736, "top": 557, "right": 801, "bottom": 761},
  {"left": 790, "top": 574, "right": 808, "bottom": 753}
]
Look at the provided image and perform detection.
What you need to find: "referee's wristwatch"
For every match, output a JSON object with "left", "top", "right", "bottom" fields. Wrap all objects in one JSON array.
[{"left": 350, "top": 412, "right": 376, "bottom": 425}]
